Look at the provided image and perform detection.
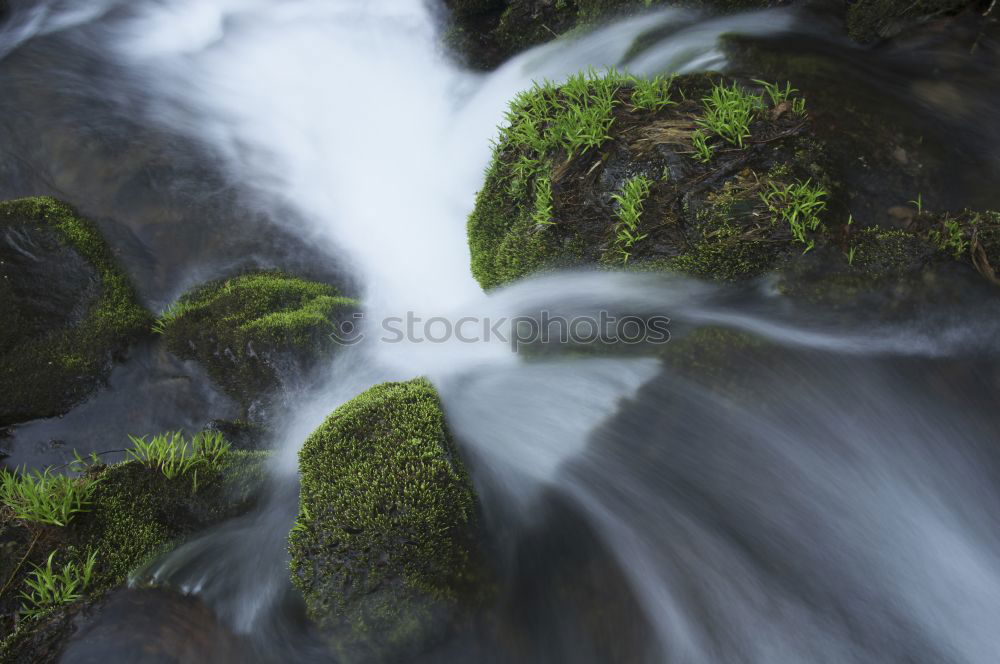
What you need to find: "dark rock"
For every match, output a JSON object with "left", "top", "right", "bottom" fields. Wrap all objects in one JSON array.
[
  {"left": 443, "top": 0, "right": 788, "bottom": 70},
  {"left": 156, "top": 271, "right": 360, "bottom": 415},
  {"left": 467, "top": 69, "right": 998, "bottom": 303},
  {"left": 0, "top": 449, "right": 269, "bottom": 661},
  {"left": 0, "top": 197, "right": 150, "bottom": 427}
]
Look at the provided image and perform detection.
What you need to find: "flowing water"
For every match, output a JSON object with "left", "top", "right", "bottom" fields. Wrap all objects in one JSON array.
[{"left": 2, "top": 0, "right": 1000, "bottom": 662}]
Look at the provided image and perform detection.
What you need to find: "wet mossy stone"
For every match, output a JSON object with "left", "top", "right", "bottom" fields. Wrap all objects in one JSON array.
[
  {"left": 0, "top": 449, "right": 268, "bottom": 662},
  {"left": 0, "top": 197, "right": 150, "bottom": 426},
  {"left": 289, "top": 378, "right": 484, "bottom": 660},
  {"left": 468, "top": 71, "right": 840, "bottom": 290},
  {"left": 158, "top": 272, "right": 359, "bottom": 408}
]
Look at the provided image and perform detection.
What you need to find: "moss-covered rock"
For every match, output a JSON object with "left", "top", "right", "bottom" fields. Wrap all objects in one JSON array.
[
  {"left": 468, "top": 69, "right": 998, "bottom": 295},
  {"left": 0, "top": 197, "right": 150, "bottom": 426},
  {"left": 0, "top": 447, "right": 268, "bottom": 662},
  {"left": 289, "top": 378, "right": 484, "bottom": 661},
  {"left": 157, "top": 272, "right": 359, "bottom": 410},
  {"left": 468, "top": 71, "right": 843, "bottom": 289},
  {"left": 845, "top": 0, "right": 983, "bottom": 43}
]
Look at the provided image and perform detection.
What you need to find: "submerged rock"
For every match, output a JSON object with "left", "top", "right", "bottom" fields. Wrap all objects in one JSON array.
[
  {"left": 845, "top": 0, "right": 984, "bottom": 43},
  {"left": 289, "top": 378, "right": 485, "bottom": 661},
  {"left": 0, "top": 444, "right": 268, "bottom": 662},
  {"left": 156, "top": 272, "right": 359, "bottom": 413},
  {"left": 443, "top": 0, "right": 786, "bottom": 69},
  {"left": 0, "top": 197, "right": 149, "bottom": 427}
]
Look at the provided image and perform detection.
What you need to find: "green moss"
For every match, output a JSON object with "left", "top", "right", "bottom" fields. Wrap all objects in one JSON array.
[
  {"left": 662, "top": 221, "right": 780, "bottom": 281},
  {"left": 850, "top": 227, "right": 938, "bottom": 278},
  {"left": 159, "top": 272, "right": 359, "bottom": 405},
  {"left": 289, "top": 379, "right": 482, "bottom": 658},
  {"left": 0, "top": 449, "right": 268, "bottom": 661},
  {"left": 924, "top": 209, "right": 1000, "bottom": 284},
  {"left": 661, "top": 326, "right": 767, "bottom": 388},
  {"left": 67, "top": 450, "right": 267, "bottom": 591},
  {"left": 469, "top": 159, "right": 563, "bottom": 290},
  {"left": 0, "top": 197, "right": 150, "bottom": 425}
]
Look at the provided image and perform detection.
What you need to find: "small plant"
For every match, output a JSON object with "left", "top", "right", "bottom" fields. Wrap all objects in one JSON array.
[
  {"left": 19, "top": 550, "right": 98, "bottom": 619},
  {"left": 191, "top": 430, "right": 231, "bottom": 466},
  {"left": 696, "top": 81, "right": 761, "bottom": 148},
  {"left": 68, "top": 450, "right": 103, "bottom": 474},
  {"left": 630, "top": 74, "right": 677, "bottom": 111},
  {"left": 0, "top": 467, "right": 99, "bottom": 527},
  {"left": 127, "top": 430, "right": 231, "bottom": 479},
  {"left": 929, "top": 217, "right": 968, "bottom": 258},
  {"left": 127, "top": 431, "right": 198, "bottom": 479},
  {"left": 496, "top": 68, "right": 628, "bottom": 199},
  {"left": 290, "top": 503, "right": 311, "bottom": 536},
  {"left": 150, "top": 301, "right": 188, "bottom": 335},
  {"left": 753, "top": 79, "right": 797, "bottom": 106},
  {"left": 846, "top": 245, "right": 857, "bottom": 266},
  {"left": 791, "top": 97, "right": 806, "bottom": 115},
  {"left": 532, "top": 174, "right": 555, "bottom": 226},
  {"left": 910, "top": 193, "right": 924, "bottom": 214},
  {"left": 691, "top": 130, "right": 714, "bottom": 163},
  {"left": 611, "top": 175, "right": 652, "bottom": 263},
  {"left": 760, "top": 179, "right": 828, "bottom": 252}
]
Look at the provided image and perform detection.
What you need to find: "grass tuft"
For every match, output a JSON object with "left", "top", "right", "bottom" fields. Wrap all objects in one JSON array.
[
  {"left": 695, "top": 81, "right": 761, "bottom": 149},
  {"left": 0, "top": 467, "right": 100, "bottom": 527},
  {"left": 126, "top": 430, "right": 232, "bottom": 479},
  {"left": 19, "top": 550, "right": 98, "bottom": 619},
  {"left": 611, "top": 175, "right": 653, "bottom": 263},
  {"left": 630, "top": 74, "right": 677, "bottom": 111},
  {"left": 760, "top": 178, "right": 828, "bottom": 252}
]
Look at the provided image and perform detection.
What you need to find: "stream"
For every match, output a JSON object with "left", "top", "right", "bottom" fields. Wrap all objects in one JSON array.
[{"left": 2, "top": 0, "right": 1000, "bottom": 662}]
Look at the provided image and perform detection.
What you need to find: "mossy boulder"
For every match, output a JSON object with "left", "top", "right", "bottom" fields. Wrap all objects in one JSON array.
[
  {"left": 158, "top": 272, "right": 359, "bottom": 410},
  {"left": 468, "top": 69, "right": 996, "bottom": 296},
  {"left": 0, "top": 197, "right": 150, "bottom": 426},
  {"left": 289, "top": 378, "right": 484, "bottom": 661},
  {"left": 0, "top": 448, "right": 268, "bottom": 662},
  {"left": 469, "top": 71, "right": 843, "bottom": 289}
]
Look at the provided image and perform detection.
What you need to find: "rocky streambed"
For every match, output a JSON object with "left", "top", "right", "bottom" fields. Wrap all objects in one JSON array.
[{"left": 2, "top": 0, "right": 1000, "bottom": 662}]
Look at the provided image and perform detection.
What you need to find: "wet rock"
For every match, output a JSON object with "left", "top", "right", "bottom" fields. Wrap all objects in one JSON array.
[
  {"left": 0, "top": 447, "right": 268, "bottom": 662},
  {"left": 468, "top": 71, "right": 843, "bottom": 289},
  {"left": 0, "top": 197, "right": 150, "bottom": 427},
  {"left": 58, "top": 589, "right": 251, "bottom": 664},
  {"left": 156, "top": 272, "right": 360, "bottom": 416},
  {"left": 443, "top": 0, "right": 786, "bottom": 70},
  {"left": 289, "top": 378, "right": 486, "bottom": 662},
  {"left": 845, "top": 0, "right": 986, "bottom": 43},
  {"left": 468, "top": 68, "right": 1000, "bottom": 301}
]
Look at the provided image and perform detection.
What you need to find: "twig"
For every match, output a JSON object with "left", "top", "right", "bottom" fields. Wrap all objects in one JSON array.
[{"left": 0, "top": 529, "right": 40, "bottom": 599}]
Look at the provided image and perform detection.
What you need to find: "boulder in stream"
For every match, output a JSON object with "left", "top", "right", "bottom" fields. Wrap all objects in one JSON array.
[
  {"left": 289, "top": 378, "right": 486, "bottom": 661},
  {"left": 0, "top": 439, "right": 269, "bottom": 662},
  {"left": 0, "top": 197, "right": 150, "bottom": 427},
  {"left": 467, "top": 69, "right": 999, "bottom": 300},
  {"left": 156, "top": 271, "right": 360, "bottom": 415}
]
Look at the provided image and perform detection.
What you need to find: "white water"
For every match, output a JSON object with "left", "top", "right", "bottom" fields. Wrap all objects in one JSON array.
[{"left": 8, "top": 0, "right": 1000, "bottom": 661}]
